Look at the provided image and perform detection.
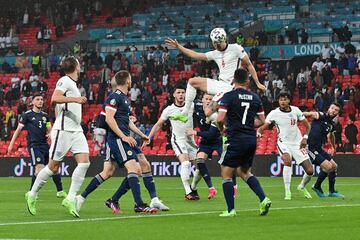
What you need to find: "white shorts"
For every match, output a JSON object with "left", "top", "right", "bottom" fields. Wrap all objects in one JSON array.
[
  {"left": 49, "top": 130, "right": 89, "bottom": 161},
  {"left": 206, "top": 78, "right": 233, "bottom": 97},
  {"left": 171, "top": 138, "right": 197, "bottom": 160},
  {"left": 277, "top": 141, "right": 309, "bottom": 165}
]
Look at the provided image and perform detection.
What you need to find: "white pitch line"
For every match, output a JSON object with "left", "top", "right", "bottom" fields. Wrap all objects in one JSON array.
[
  {"left": 1, "top": 183, "right": 360, "bottom": 194},
  {"left": 0, "top": 204, "right": 359, "bottom": 227}
]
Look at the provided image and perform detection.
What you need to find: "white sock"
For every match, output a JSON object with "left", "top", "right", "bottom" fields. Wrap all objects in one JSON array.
[
  {"left": 183, "top": 83, "right": 197, "bottom": 115},
  {"left": 191, "top": 169, "right": 202, "bottom": 190},
  {"left": 151, "top": 196, "right": 159, "bottom": 202},
  {"left": 299, "top": 173, "right": 312, "bottom": 189},
  {"left": 29, "top": 166, "right": 54, "bottom": 198},
  {"left": 283, "top": 165, "right": 292, "bottom": 194},
  {"left": 180, "top": 161, "right": 192, "bottom": 194},
  {"left": 66, "top": 162, "right": 90, "bottom": 202}
]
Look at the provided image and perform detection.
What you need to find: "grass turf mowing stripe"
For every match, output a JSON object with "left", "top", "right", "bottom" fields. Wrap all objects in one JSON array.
[{"left": 0, "top": 203, "right": 359, "bottom": 227}]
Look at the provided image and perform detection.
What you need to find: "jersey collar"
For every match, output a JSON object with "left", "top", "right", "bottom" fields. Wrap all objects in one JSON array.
[
  {"left": 174, "top": 102, "right": 185, "bottom": 108},
  {"left": 279, "top": 106, "right": 292, "bottom": 113}
]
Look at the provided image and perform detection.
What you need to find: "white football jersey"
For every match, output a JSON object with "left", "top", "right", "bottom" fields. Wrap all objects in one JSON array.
[
  {"left": 205, "top": 43, "right": 247, "bottom": 84},
  {"left": 160, "top": 103, "right": 194, "bottom": 141},
  {"left": 53, "top": 75, "right": 83, "bottom": 132},
  {"left": 265, "top": 106, "right": 305, "bottom": 146}
]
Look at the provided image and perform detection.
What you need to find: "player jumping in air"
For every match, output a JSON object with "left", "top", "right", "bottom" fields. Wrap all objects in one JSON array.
[{"left": 165, "top": 27, "right": 266, "bottom": 123}]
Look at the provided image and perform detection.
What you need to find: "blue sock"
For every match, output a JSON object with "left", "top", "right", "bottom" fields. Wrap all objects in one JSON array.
[
  {"left": 112, "top": 177, "right": 130, "bottom": 202},
  {"left": 232, "top": 174, "right": 237, "bottom": 186},
  {"left": 128, "top": 173, "right": 143, "bottom": 206},
  {"left": 197, "top": 160, "right": 213, "bottom": 188},
  {"left": 314, "top": 170, "right": 328, "bottom": 191},
  {"left": 142, "top": 172, "right": 157, "bottom": 199},
  {"left": 246, "top": 175, "right": 266, "bottom": 202},
  {"left": 30, "top": 174, "right": 36, "bottom": 190},
  {"left": 328, "top": 170, "right": 336, "bottom": 193},
  {"left": 222, "top": 179, "right": 234, "bottom": 212},
  {"left": 81, "top": 174, "right": 105, "bottom": 199},
  {"left": 52, "top": 174, "right": 63, "bottom": 192}
]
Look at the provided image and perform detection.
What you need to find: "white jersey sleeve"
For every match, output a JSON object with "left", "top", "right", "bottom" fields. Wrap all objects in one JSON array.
[
  {"left": 55, "top": 76, "right": 71, "bottom": 93},
  {"left": 265, "top": 110, "right": 276, "bottom": 124},
  {"left": 205, "top": 50, "right": 215, "bottom": 61},
  {"left": 295, "top": 107, "right": 305, "bottom": 121},
  {"left": 235, "top": 44, "right": 247, "bottom": 59},
  {"left": 160, "top": 106, "right": 170, "bottom": 121}
]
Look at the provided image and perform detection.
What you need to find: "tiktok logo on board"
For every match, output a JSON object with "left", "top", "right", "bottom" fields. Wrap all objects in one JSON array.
[
  {"left": 13, "top": 156, "right": 71, "bottom": 176},
  {"left": 270, "top": 156, "right": 321, "bottom": 176}
]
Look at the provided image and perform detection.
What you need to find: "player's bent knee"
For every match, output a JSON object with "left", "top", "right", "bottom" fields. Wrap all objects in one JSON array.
[
  {"left": 306, "top": 168, "right": 314, "bottom": 176},
  {"left": 321, "top": 162, "right": 332, "bottom": 173},
  {"left": 331, "top": 162, "right": 338, "bottom": 171}
]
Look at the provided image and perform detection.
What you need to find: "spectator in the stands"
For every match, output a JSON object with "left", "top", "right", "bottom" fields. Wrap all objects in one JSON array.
[
  {"left": 321, "top": 43, "right": 333, "bottom": 61},
  {"left": 334, "top": 121, "right": 343, "bottom": 152},
  {"left": 314, "top": 91, "right": 325, "bottom": 111},
  {"left": 105, "top": 53, "right": 114, "bottom": 71},
  {"left": 73, "top": 42, "right": 81, "bottom": 55},
  {"left": 322, "top": 64, "right": 334, "bottom": 86},
  {"left": 264, "top": 60, "right": 272, "bottom": 73},
  {"left": 36, "top": 28, "right": 43, "bottom": 43},
  {"left": 0, "top": 85, "right": 4, "bottom": 105},
  {"left": 78, "top": 84, "right": 86, "bottom": 97},
  {"left": 312, "top": 56, "right": 325, "bottom": 72},
  {"left": 22, "top": 78, "right": 32, "bottom": 97},
  {"left": 272, "top": 82, "right": 281, "bottom": 100},
  {"left": 112, "top": 55, "right": 121, "bottom": 73},
  {"left": 23, "top": 8, "right": 29, "bottom": 26},
  {"left": 29, "top": 72, "right": 39, "bottom": 92},
  {"left": 17, "top": 99, "right": 27, "bottom": 115},
  {"left": 49, "top": 53, "right": 58, "bottom": 72},
  {"left": 11, "top": 74, "right": 20, "bottom": 88},
  {"left": 345, "top": 114, "right": 358, "bottom": 148},
  {"left": 76, "top": 22, "right": 84, "bottom": 32},
  {"left": 43, "top": 25, "right": 52, "bottom": 42},
  {"left": 31, "top": 52, "right": 41, "bottom": 75},
  {"left": 5, "top": 107, "right": 14, "bottom": 125},
  {"left": 300, "top": 28, "right": 308, "bottom": 44},
  {"left": 348, "top": 53, "right": 357, "bottom": 76},
  {"left": 129, "top": 83, "right": 141, "bottom": 107}
]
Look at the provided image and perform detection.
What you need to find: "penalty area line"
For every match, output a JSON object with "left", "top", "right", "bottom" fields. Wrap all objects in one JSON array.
[{"left": 0, "top": 203, "right": 359, "bottom": 227}]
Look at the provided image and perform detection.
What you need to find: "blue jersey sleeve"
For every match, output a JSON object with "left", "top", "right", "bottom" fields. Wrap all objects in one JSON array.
[
  {"left": 19, "top": 113, "right": 28, "bottom": 126},
  {"left": 218, "top": 92, "right": 232, "bottom": 112},
  {"left": 105, "top": 94, "right": 118, "bottom": 112}
]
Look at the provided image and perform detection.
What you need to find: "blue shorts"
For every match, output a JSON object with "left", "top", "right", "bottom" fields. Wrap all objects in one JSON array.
[
  {"left": 308, "top": 148, "right": 332, "bottom": 166},
  {"left": 219, "top": 136, "right": 256, "bottom": 169},
  {"left": 198, "top": 141, "right": 222, "bottom": 159},
  {"left": 28, "top": 145, "right": 49, "bottom": 166},
  {"left": 106, "top": 137, "right": 141, "bottom": 167}
]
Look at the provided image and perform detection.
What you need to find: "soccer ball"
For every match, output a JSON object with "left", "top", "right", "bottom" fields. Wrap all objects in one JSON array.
[{"left": 210, "top": 28, "right": 227, "bottom": 43}]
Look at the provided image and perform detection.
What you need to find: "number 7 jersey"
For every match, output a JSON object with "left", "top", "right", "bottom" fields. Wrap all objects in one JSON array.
[{"left": 265, "top": 106, "right": 305, "bottom": 146}]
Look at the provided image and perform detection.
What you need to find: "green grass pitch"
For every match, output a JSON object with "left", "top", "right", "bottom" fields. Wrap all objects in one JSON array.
[{"left": 0, "top": 177, "right": 359, "bottom": 240}]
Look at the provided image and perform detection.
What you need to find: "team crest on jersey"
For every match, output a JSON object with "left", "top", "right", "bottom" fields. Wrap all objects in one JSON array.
[
  {"left": 127, "top": 150, "right": 133, "bottom": 156},
  {"left": 110, "top": 99, "right": 116, "bottom": 106}
]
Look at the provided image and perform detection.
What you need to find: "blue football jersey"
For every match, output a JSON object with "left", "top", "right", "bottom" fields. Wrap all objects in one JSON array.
[
  {"left": 218, "top": 88, "right": 263, "bottom": 137},
  {"left": 19, "top": 110, "right": 50, "bottom": 147},
  {"left": 105, "top": 89, "right": 131, "bottom": 138},
  {"left": 308, "top": 112, "right": 336, "bottom": 149}
]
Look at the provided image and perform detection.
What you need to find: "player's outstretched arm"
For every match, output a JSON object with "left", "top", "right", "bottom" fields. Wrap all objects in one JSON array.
[
  {"left": 145, "top": 118, "right": 166, "bottom": 146},
  {"left": 7, "top": 124, "right": 24, "bottom": 154},
  {"left": 129, "top": 120, "right": 150, "bottom": 145},
  {"left": 299, "top": 118, "right": 311, "bottom": 148},
  {"left": 242, "top": 55, "right": 266, "bottom": 92},
  {"left": 303, "top": 111, "right": 319, "bottom": 119},
  {"left": 105, "top": 108, "right": 137, "bottom": 147},
  {"left": 257, "top": 120, "right": 270, "bottom": 137},
  {"left": 204, "top": 101, "right": 218, "bottom": 117},
  {"left": 51, "top": 89, "right": 87, "bottom": 105},
  {"left": 216, "top": 110, "right": 227, "bottom": 134},
  {"left": 165, "top": 38, "right": 208, "bottom": 61}
]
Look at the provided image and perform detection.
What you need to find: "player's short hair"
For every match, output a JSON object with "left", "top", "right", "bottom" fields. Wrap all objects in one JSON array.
[
  {"left": 114, "top": 70, "right": 130, "bottom": 85},
  {"left": 330, "top": 102, "right": 341, "bottom": 110},
  {"left": 277, "top": 92, "right": 291, "bottom": 101},
  {"left": 233, "top": 68, "right": 248, "bottom": 84},
  {"left": 32, "top": 93, "right": 43, "bottom": 99},
  {"left": 60, "top": 56, "right": 79, "bottom": 74},
  {"left": 174, "top": 83, "right": 186, "bottom": 92}
]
